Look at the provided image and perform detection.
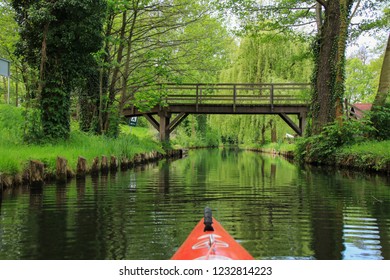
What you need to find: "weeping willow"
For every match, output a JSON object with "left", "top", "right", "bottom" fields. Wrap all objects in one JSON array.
[{"left": 210, "top": 32, "right": 313, "bottom": 145}]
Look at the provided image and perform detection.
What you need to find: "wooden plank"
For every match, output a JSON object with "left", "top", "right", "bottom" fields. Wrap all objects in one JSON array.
[
  {"left": 279, "top": 113, "right": 302, "bottom": 135},
  {"left": 168, "top": 113, "right": 189, "bottom": 133},
  {"left": 143, "top": 113, "right": 160, "bottom": 130}
]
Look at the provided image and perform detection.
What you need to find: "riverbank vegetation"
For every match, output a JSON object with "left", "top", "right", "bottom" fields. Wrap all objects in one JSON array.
[
  {"left": 0, "top": 104, "right": 163, "bottom": 175},
  {"left": 1, "top": 0, "right": 390, "bottom": 177},
  {"left": 296, "top": 106, "right": 390, "bottom": 172}
]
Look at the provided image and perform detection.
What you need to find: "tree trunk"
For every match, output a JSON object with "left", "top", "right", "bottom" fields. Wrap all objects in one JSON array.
[
  {"left": 373, "top": 33, "right": 390, "bottom": 107},
  {"left": 315, "top": 2, "right": 323, "bottom": 34},
  {"left": 119, "top": 3, "right": 139, "bottom": 114},
  {"left": 97, "top": 13, "right": 115, "bottom": 134},
  {"left": 15, "top": 68, "right": 19, "bottom": 107},
  {"left": 40, "top": 62, "right": 70, "bottom": 139},
  {"left": 2, "top": 77, "right": 6, "bottom": 103},
  {"left": 271, "top": 121, "right": 277, "bottom": 143},
  {"left": 334, "top": 0, "right": 353, "bottom": 123},
  {"left": 310, "top": 0, "right": 352, "bottom": 134},
  {"left": 103, "top": 11, "right": 128, "bottom": 133},
  {"left": 79, "top": 70, "right": 100, "bottom": 132},
  {"left": 261, "top": 123, "right": 266, "bottom": 144},
  {"left": 38, "top": 23, "right": 49, "bottom": 96}
]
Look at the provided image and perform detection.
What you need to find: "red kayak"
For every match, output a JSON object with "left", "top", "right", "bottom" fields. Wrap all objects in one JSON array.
[{"left": 171, "top": 208, "right": 254, "bottom": 260}]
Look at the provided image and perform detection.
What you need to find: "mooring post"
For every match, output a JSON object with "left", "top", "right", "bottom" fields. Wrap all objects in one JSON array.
[
  {"left": 76, "top": 156, "right": 87, "bottom": 178},
  {"left": 56, "top": 157, "right": 68, "bottom": 183}
]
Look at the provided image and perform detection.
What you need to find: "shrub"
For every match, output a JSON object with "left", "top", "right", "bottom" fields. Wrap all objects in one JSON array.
[
  {"left": 369, "top": 104, "right": 390, "bottom": 140},
  {"left": 0, "top": 104, "right": 24, "bottom": 144},
  {"left": 296, "top": 117, "right": 375, "bottom": 164}
]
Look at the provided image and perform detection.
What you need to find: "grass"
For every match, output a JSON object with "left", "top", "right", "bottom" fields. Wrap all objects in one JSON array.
[
  {"left": 338, "top": 140, "right": 390, "bottom": 158},
  {"left": 243, "top": 139, "right": 390, "bottom": 172},
  {"left": 0, "top": 105, "right": 163, "bottom": 175},
  {"left": 260, "top": 142, "right": 296, "bottom": 153},
  {"left": 335, "top": 140, "right": 390, "bottom": 172},
  {"left": 241, "top": 141, "right": 296, "bottom": 154}
]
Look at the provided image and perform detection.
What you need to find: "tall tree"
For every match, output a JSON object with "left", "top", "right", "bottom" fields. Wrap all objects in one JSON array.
[
  {"left": 216, "top": 0, "right": 389, "bottom": 135},
  {"left": 372, "top": 33, "right": 390, "bottom": 107},
  {"left": 81, "top": 0, "right": 230, "bottom": 136},
  {"left": 310, "top": 0, "right": 354, "bottom": 133},
  {"left": 11, "top": 0, "right": 106, "bottom": 140},
  {"left": 208, "top": 32, "right": 312, "bottom": 145},
  {"left": 0, "top": 0, "right": 24, "bottom": 106},
  {"left": 345, "top": 48, "right": 382, "bottom": 104}
]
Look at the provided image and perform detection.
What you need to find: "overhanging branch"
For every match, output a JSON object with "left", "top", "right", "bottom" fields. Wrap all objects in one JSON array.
[{"left": 316, "top": 0, "right": 328, "bottom": 9}]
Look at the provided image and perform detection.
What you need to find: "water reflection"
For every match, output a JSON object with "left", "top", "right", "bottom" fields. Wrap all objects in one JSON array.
[{"left": 0, "top": 149, "right": 390, "bottom": 260}]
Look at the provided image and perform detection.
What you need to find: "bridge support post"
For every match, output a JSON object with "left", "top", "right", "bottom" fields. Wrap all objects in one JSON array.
[
  {"left": 279, "top": 113, "right": 302, "bottom": 136},
  {"left": 299, "top": 113, "right": 307, "bottom": 136},
  {"left": 143, "top": 112, "right": 189, "bottom": 142},
  {"left": 159, "top": 111, "right": 171, "bottom": 142}
]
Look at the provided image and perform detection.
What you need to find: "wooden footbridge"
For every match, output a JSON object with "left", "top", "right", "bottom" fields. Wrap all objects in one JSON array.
[{"left": 123, "top": 83, "right": 311, "bottom": 141}]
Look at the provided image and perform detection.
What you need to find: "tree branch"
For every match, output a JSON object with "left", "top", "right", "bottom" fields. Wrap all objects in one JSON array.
[
  {"left": 349, "top": 0, "right": 362, "bottom": 23},
  {"left": 316, "top": 0, "right": 328, "bottom": 8}
]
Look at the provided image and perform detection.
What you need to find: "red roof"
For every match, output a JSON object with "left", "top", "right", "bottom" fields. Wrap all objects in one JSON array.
[{"left": 351, "top": 103, "right": 372, "bottom": 119}]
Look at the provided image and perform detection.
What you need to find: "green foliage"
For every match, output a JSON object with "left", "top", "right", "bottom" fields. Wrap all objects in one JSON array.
[
  {"left": 40, "top": 70, "right": 71, "bottom": 140},
  {"left": 133, "top": 88, "right": 165, "bottom": 112},
  {"left": 0, "top": 104, "right": 46, "bottom": 145},
  {"left": 296, "top": 117, "right": 376, "bottom": 164},
  {"left": 345, "top": 54, "right": 382, "bottom": 103},
  {"left": 172, "top": 118, "right": 220, "bottom": 148},
  {"left": 105, "top": 106, "right": 121, "bottom": 138},
  {"left": 0, "top": 104, "right": 164, "bottom": 175},
  {"left": 0, "top": 104, "right": 23, "bottom": 143},
  {"left": 11, "top": 0, "right": 106, "bottom": 140},
  {"left": 0, "top": 130, "right": 162, "bottom": 176},
  {"left": 336, "top": 140, "right": 390, "bottom": 172},
  {"left": 207, "top": 32, "right": 312, "bottom": 146},
  {"left": 79, "top": 70, "right": 100, "bottom": 133},
  {"left": 220, "top": 34, "right": 312, "bottom": 84},
  {"left": 369, "top": 104, "right": 390, "bottom": 140},
  {"left": 339, "top": 140, "right": 390, "bottom": 158},
  {"left": 22, "top": 107, "right": 45, "bottom": 144}
]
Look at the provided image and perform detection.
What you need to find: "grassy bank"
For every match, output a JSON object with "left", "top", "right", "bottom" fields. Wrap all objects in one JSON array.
[
  {"left": 241, "top": 142, "right": 296, "bottom": 157},
  {"left": 0, "top": 105, "right": 163, "bottom": 176},
  {"left": 244, "top": 138, "right": 390, "bottom": 173},
  {"left": 336, "top": 141, "right": 390, "bottom": 172}
]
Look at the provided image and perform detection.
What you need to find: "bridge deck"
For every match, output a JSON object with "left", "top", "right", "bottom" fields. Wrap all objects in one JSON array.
[
  {"left": 124, "top": 83, "right": 310, "bottom": 116},
  {"left": 123, "top": 103, "right": 308, "bottom": 117},
  {"left": 123, "top": 83, "right": 311, "bottom": 140}
]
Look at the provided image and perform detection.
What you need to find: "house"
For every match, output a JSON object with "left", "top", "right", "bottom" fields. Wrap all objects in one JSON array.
[{"left": 350, "top": 103, "right": 372, "bottom": 119}]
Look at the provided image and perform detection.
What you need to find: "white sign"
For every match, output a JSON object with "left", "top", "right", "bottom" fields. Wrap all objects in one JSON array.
[
  {"left": 129, "top": 117, "right": 138, "bottom": 127},
  {"left": 0, "top": 58, "right": 10, "bottom": 77}
]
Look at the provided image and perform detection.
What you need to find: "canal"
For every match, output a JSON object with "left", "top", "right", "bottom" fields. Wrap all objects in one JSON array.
[{"left": 1, "top": 149, "right": 390, "bottom": 260}]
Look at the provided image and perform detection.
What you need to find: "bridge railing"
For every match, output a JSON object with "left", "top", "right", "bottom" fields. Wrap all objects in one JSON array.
[{"left": 156, "top": 83, "right": 311, "bottom": 108}]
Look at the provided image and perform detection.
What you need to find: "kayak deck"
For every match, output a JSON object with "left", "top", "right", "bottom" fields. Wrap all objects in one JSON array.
[{"left": 171, "top": 216, "right": 254, "bottom": 260}]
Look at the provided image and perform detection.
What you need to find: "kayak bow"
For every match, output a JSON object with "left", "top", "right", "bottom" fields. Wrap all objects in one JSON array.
[{"left": 171, "top": 208, "right": 254, "bottom": 260}]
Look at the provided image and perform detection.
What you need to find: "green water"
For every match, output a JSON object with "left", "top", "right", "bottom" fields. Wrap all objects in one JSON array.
[{"left": 1, "top": 148, "right": 390, "bottom": 259}]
